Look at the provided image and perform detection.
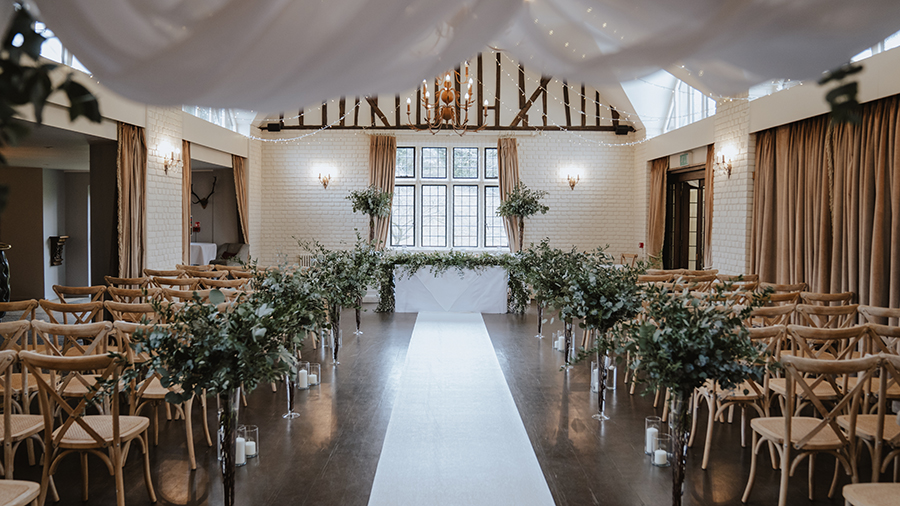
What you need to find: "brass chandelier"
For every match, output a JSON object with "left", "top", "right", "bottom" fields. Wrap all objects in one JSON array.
[{"left": 406, "top": 64, "right": 488, "bottom": 135}]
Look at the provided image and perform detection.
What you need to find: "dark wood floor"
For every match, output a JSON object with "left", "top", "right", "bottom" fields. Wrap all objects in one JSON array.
[{"left": 12, "top": 305, "right": 854, "bottom": 505}]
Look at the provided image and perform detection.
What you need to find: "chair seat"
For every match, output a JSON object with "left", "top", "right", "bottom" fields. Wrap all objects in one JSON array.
[
  {"left": 0, "top": 479, "right": 40, "bottom": 506},
  {"left": 843, "top": 483, "right": 900, "bottom": 506},
  {"left": 53, "top": 415, "right": 149, "bottom": 449},
  {"left": 844, "top": 377, "right": 900, "bottom": 398},
  {"left": 836, "top": 414, "right": 900, "bottom": 442},
  {"left": 60, "top": 374, "right": 102, "bottom": 397},
  {"left": 137, "top": 377, "right": 178, "bottom": 400},
  {"left": 0, "top": 415, "right": 43, "bottom": 442},
  {"left": 769, "top": 378, "right": 842, "bottom": 400},
  {"left": 750, "top": 416, "right": 846, "bottom": 450},
  {"left": 0, "top": 372, "right": 54, "bottom": 393}
]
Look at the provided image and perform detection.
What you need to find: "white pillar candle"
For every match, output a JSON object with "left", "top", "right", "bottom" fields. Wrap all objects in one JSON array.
[
  {"left": 297, "top": 369, "right": 309, "bottom": 389},
  {"left": 645, "top": 427, "right": 658, "bottom": 454},
  {"left": 235, "top": 437, "right": 246, "bottom": 465},
  {"left": 654, "top": 449, "right": 668, "bottom": 466},
  {"left": 591, "top": 367, "right": 599, "bottom": 391},
  {"left": 308, "top": 373, "right": 318, "bottom": 385},
  {"left": 557, "top": 337, "right": 566, "bottom": 351},
  {"left": 245, "top": 441, "right": 257, "bottom": 456}
]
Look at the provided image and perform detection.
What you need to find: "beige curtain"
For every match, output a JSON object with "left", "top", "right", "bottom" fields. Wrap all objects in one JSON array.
[
  {"left": 647, "top": 157, "right": 668, "bottom": 265},
  {"left": 233, "top": 155, "right": 249, "bottom": 244},
  {"left": 703, "top": 144, "right": 714, "bottom": 268},
  {"left": 830, "top": 95, "right": 900, "bottom": 309},
  {"left": 182, "top": 141, "right": 191, "bottom": 264},
  {"left": 752, "top": 94, "right": 900, "bottom": 309},
  {"left": 498, "top": 138, "right": 520, "bottom": 252},
  {"left": 751, "top": 116, "right": 831, "bottom": 289},
  {"left": 368, "top": 135, "right": 396, "bottom": 249},
  {"left": 117, "top": 123, "right": 147, "bottom": 278}
]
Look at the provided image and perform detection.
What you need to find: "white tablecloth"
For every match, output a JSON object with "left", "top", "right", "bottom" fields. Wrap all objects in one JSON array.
[
  {"left": 189, "top": 242, "right": 218, "bottom": 266},
  {"left": 394, "top": 266, "right": 507, "bottom": 314}
]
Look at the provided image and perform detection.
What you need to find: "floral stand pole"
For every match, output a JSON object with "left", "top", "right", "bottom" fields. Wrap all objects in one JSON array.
[
  {"left": 535, "top": 301, "right": 544, "bottom": 339},
  {"left": 669, "top": 393, "right": 691, "bottom": 506},
  {"left": 354, "top": 297, "right": 363, "bottom": 335},
  {"left": 331, "top": 304, "right": 342, "bottom": 364},
  {"left": 563, "top": 321, "right": 573, "bottom": 369},
  {"left": 219, "top": 387, "right": 241, "bottom": 506}
]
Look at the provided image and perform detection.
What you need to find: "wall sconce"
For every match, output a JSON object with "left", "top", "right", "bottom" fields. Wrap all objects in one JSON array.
[
  {"left": 567, "top": 174, "right": 580, "bottom": 190},
  {"left": 164, "top": 151, "right": 181, "bottom": 174},
  {"left": 318, "top": 173, "right": 332, "bottom": 189},
  {"left": 715, "top": 154, "right": 732, "bottom": 178}
]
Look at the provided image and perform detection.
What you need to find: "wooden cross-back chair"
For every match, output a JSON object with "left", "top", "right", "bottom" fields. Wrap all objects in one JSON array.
[
  {"left": 38, "top": 300, "right": 103, "bottom": 325},
  {"left": 103, "top": 276, "right": 150, "bottom": 290},
  {"left": 143, "top": 268, "right": 185, "bottom": 279},
  {"left": 838, "top": 353, "right": 900, "bottom": 484},
  {"left": 801, "top": 291, "right": 855, "bottom": 306},
  {"left": 637, "top": 273, "right": 671, "bottom": 284},
  {"left": 619, "top": 253, "right": 638, "bottom": 267},
  {"left": 682, "top": 269, "right": 718, "bottom": 277},
  {"left": 114, "top": 321, "right": 210, "bottom": 470},
  {"left": 760, "top": 281, "right": 809, "bottom": 293},
  {"left": 103, "top": 301, "right": 159, "bottom": 324},
  {"left": 767, "top": 326, "right": 874, "bottom": 417},
  {"left": 0, "top": 300, "right": 38, "bottom": 321},
  {"left": 690, "top": 325, "right": 785, "bottom": 470},
  {"left": 160, "top": 288, "right": 212, "bottom": 303},
  {"left": 199, "top": 278, "right": 249, "bottom": 290},
  {"left": 796, "top": 303, "right": 859, "bottom": 329},
  {"left": 106, "top": 286, "right": 160, "bottom": 304},
  {"left": 858, "top": 305, "right": 900, "bottom": 327},
  {"left": 186, "top": 270, "right": 228, "bottom": 280},
  {"left": 152, "top": 277, "right": 200, "bottom": 291},
  {"left": 745, "top": 304, "right": 796, "bottom": 328},
  {"left": 646, "top": 269, "right": 683, "bottom": 276},
  {"left": 0, "top": 325, "right": 47, "bottom": 484},
  {"left": 764, "top": 291, "right": 803, "bottom": 306},
  {"left": 664, "top": 274, "right": 717, "bottom": 292},
  {"left": 866, "top": 323, "right": 900, "bottom": 356},
  {"left": 51, "top": 285, "right": 106, "bottom": 305},
  {"left": 176, "top": 264, "right": 213, "bottom": 272},
  {"left": 19, "top": 350, "right": 156, "bottom": 506},
  {"left": 742, "top": 355, "right": 879, "bottom": 506}
]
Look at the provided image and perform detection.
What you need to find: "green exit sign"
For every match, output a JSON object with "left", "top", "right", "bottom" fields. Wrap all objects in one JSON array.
[{"left": 680, "top": 153, "right": 689, "bottom": 166}]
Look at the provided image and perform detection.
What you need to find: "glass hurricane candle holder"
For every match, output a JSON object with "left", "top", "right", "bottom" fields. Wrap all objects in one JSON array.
[
  {"left": 244, "top": 425, "right": 259, "bottom": 458},
  {"left": 308, "top": 363, "right": 321, "bottom": 386},
  {"left": 645, "top": 416, "right": 663, "bottom": 455},
  {"left": 235, "top": 426, "right": 247, "bottom": 467},
  {"left": 653, "top": 434, "right": 673, "bottom": 467}
]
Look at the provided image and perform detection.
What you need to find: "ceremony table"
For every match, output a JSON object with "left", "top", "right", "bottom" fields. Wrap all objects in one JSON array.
[
  {"left": 394, "top": 266, "right": 507, "bottom": 314},
  {"left": 189, "top": 242, "right": 218, "bottom": 266}
]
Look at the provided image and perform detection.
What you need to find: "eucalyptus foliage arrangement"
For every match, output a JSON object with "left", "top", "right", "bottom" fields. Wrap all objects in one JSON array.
[
  {"left": 496, "top": 181, "right": 549, "bottom": 251},
  {"left": 301, "top": 237, "right": 381, "bottom": 362},
  {"left": 346, "top": 185, "right": 393, "bottom": 244},
  {"left": 614, "top": 283, "right": 769, "bottom": 506}
]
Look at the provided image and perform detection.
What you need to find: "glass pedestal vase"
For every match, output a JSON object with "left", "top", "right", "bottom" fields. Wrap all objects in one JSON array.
[
  {"left": 354, "top": 298, "right": 363, "bottom": 335},
  {"left": 535, "top": 302, "right": 544, "bottom": 339},
  {"left": 331, "top": 305, "right": 342, "bottom": 364},
  {"left": 218, "top": 388, "right": 241, "bottom": 506},
  {"left": 283, "top": 362, "right": 309, "bottom": 419},
  {"left": 668, "top": 394, "right": 691, "bottom": 506}
]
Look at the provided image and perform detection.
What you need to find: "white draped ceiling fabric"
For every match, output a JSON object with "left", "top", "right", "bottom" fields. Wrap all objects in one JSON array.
[{"left": 29, "top": 0, "right": 900, "bottom": 113}]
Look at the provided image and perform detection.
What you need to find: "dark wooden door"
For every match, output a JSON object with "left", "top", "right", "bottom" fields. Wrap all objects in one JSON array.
[{"left": 663, "top": 168, "right": 705, "bottom": 270}]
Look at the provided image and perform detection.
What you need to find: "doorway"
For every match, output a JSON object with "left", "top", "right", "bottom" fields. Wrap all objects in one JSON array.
[{"left": 663, "top": 168, "right": 705, "bottom": 270}]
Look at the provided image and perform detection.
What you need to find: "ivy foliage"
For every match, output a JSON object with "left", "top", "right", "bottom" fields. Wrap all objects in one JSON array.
[
  {"left": 346, "top": 184, "right": 392, "bottom": 218},
  {"left": 301, "top": 236, "right": 382, "bottom": 310}
]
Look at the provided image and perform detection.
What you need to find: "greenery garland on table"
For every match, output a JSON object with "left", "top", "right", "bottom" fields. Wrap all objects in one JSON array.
[{"left": 375, "top": 250, "right": 529, "bottom": 314}]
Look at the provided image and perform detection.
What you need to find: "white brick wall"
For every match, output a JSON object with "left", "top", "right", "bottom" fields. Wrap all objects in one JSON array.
[
  {"left": 711, "top": 95, "right": 754, "bottom": 275},
  {"left": 144, "top": 106, "right": 184, "bottom": 270},
  {"left": 252, "top": 130, "right": 639, "bottom": 264}
]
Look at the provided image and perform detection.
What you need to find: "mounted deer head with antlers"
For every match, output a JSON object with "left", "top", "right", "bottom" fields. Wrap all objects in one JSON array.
[{"left": 191, "top": 177, "right": 217, "bottom": 209}]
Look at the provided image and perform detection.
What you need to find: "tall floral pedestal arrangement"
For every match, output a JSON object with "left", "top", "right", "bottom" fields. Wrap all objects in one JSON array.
[
  {"left": 616, "top": 282, "right": 768, "bottom": 506},
  {"left": 496, "top": 181, "right": 548, "bottom": 252}
]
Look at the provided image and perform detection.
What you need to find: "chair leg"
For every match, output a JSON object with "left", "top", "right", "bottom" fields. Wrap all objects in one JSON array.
[
  {"left": 114, "top": 446, "right": 125, "bottom": 506},
  {"left": 271, "top": 382, "right": 277, "bottom": 392},
  {"left": 688, "top": 391, "right": 700, "bottom": 448},
  {"left": 165, "top": 402, "right": 172, "bottom": 421},
  {"left": 4, "top": 440, "right": 13, "bottom": 478},
  {"left": 808, "top": 453, "right": 815, "bottom": 501},
  {"left": 202, "top": 393, "right": 212, "bottom": 447},
  {"left": 153, "top": 403, "right": 159, "bottom": 446},
  {"left": 661, "top": 390, "right": 670, "bottom": 422},
  {"left": 81, "top": 452, "right": 89, "bottom": 501},
  {"left": 38, "top": 450, "right": 51, "bottom": 506},
  {"left": 778, "top": 440, "right": 790, "bottom": 506},
  {"left": 185, "top": 396, "right": 197, "bottom": 470},
  {"left": 653, "top": 388, "right": 661, "bottom": 407},
  {"left": 26, "top": 437, "right": 35, "bottom": 467},
  {"left": 741, "top": 432, "right": 761, "bottom": 503},
  {"left": 137, "top": 433, "right": 157, "bottom": 503},
  {"left": 741, "top": 407, "right": 747, "bottom": 447},
  {"left": 702, "top": 395, "right": 716, "bottom": 470}
]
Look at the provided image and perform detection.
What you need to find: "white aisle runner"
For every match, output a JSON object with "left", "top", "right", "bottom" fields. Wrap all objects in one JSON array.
[{"left": 368, "top": 312, "right": 556, "bottom": 506}]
